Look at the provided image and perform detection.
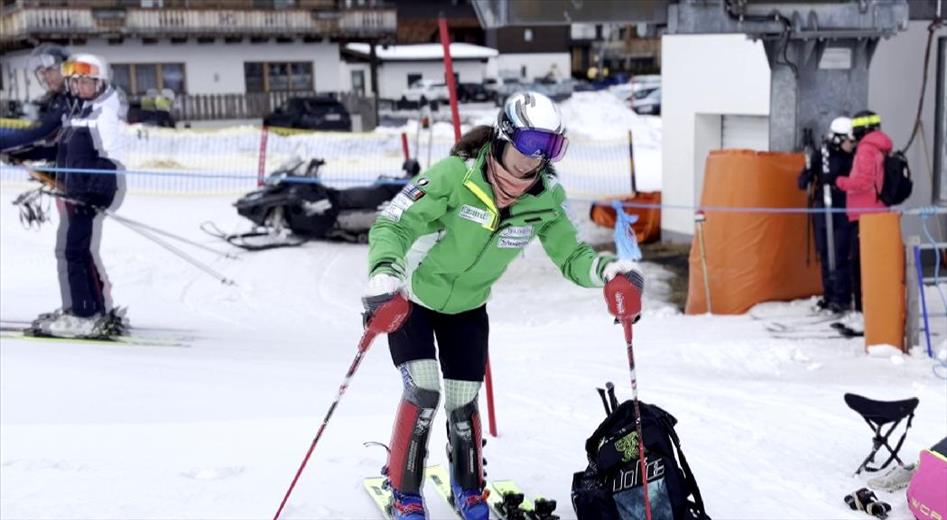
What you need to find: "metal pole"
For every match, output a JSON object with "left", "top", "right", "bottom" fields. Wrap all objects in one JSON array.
[{"left": 696, "top": 210, "right": 712, "bottom": 314}]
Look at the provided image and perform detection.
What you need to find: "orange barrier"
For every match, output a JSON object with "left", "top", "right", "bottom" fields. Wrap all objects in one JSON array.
[
  {"left": 859, "top": 213, "right": 905, "bottom": 351},
  {"left": 685, "top": 150, "right": 822, "bottom": 314},
  {"left": 589, "top": 191, "right": 662, "bottom": 244}
]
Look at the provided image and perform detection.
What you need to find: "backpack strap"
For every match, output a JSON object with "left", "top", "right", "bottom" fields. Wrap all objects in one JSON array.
[{"left": 660, "top": 415, "right": 708, "bottom": 515}]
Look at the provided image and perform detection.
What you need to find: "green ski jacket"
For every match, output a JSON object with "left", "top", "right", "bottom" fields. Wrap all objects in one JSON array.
[{"left": 368, "top": 144, "right": 613, "bottom": 314}]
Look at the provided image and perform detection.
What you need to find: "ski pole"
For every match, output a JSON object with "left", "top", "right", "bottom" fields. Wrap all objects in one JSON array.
[
  {"left": 105, "top": 211, "right": 238, "bottom": 259},
  {"left": 272, "top": 294, "right": 412, "bottom": 520},
  {"left": 42, "top": 190, "right": 236, "bottom": 285},
  {"left": 108, "top": 215, "right": 236, "bottom": 285},
  {"left": 604, "top": 271, "right": 652, "bottom": 520}
]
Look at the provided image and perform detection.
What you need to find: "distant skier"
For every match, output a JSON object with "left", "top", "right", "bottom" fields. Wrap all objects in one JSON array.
[
  {"left": 2, "top": 44, "right": 73, "bottom": 166},
  {"left": 835, "top": 110, "right": 892, "bottom": 320},
  {"left": 362, "top": 91, "right": 642, "bottom": 519},
  {"left": 30, "top": 53, "right": 128, "bottom": 338},
  {"left": 797, "top": 117, "right": 855, "bottom": 313}
]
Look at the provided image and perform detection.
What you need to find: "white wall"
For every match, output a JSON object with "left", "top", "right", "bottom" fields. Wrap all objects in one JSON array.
[
  {"left": 375, "top": 60, "right": 487, "bottom": 100},
  {"left": 869, "top": 21, "right": 946, "bottom": 236},
  {"left": 0, "top": 38, "right": 341, "bottom": 98},
  {"left": 660, "top": 22, "right": 945, "bottom": 242},
  {"left": 339, "top": 62, "right": 373, "bottom": 96},
  {"left": 1, "top": 50, "right": 34, "bottom": 102},
  {"left": 496, "top": 52, "right": 570, "bottom": 82},
  {"left": 660, "top": 34, "right": 771, "bottom": 241}
]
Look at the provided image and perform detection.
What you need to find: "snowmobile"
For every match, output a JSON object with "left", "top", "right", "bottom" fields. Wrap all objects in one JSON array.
[{"left": 205, "top": 156, "right": 419, "bottom": 250}]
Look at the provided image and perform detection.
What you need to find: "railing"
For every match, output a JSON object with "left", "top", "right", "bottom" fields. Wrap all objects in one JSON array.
[
  {"left": 134, "top": 91, "right": 375, "bottom": 126},
  {"left": 12, "top": 1, "right": 338, "bottom": 8},
  {"left": 1, "top": 6, "right": 396, "bottom": 41}
]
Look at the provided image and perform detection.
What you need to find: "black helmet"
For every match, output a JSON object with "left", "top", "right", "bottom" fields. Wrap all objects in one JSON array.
[{"left": 851, "top": 110, "right": 881, "bottom": 141}]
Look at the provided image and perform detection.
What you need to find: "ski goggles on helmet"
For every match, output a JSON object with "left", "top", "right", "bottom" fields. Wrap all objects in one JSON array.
[
  {"left": 61, "top": 60, "right": 102, "bottom": 78},
  {"left": 509, "top": 128, "right": 569, "bottom": 162},
  {"left": 852, "top": 114, "right": 881, "bottom": 129}
]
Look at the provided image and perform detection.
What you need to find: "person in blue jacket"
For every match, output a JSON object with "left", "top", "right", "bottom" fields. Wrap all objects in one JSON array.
[{"left": 31, "top": 53, "right": 127, "bottom": 338}]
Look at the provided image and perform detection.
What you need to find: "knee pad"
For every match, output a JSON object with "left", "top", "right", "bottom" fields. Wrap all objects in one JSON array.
[
  {"left": 444, "top": 378, "right": 480, "bottom": 414},
  {"left": 446, "top": 400, "right": 485, "bottom": 490},
  {"left": 386, "top": 381, "right": 439, "bottom": 494},
  {"left": 400, "top": 359, "right": 440, "bottom": 392}
]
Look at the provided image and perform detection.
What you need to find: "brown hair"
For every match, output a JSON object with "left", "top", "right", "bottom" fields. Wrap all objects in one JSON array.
[{"left": 450, "top": 125, "right": 494, "bottom": 159}]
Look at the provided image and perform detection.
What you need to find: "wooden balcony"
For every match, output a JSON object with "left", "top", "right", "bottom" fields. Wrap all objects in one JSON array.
[{"left": 1, "top": 3, "right": 397, "bottom": 46}]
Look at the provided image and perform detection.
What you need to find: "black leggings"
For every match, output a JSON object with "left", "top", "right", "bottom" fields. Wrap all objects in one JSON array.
[{"left": 387, "top": 304, "right": 489, "bottom": 382}]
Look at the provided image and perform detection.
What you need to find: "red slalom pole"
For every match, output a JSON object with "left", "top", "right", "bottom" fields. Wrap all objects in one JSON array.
[
  {"left": 400, "top": 131, "right": 410, "bottom": 161},
  {"left": 437, "top": 15, "right": 462, "bottom": 143},
  {"left": 438, "top": 15, "right": 497, "bottom": 436},
  {"left": 484, "top": 356, "right": 498, "bottom": 437},
  {"left": 605, "top": 272, "right": 650, "bottom": 520},
  {"left": 257, "top": 125, "right": 269, "bottom": 187},
  {"left": 272, "top": 295, "right": 411, "bottom": 520},
  {"left": 620, "top": 317, "right": 652, "bottom": 520}
]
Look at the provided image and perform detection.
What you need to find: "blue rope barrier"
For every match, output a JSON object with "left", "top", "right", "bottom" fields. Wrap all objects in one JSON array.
[
  {"left": 0, "top": 164, "right": 410, "bottom": 187},
  {"left": 2, "top": 164, "right": 945, "bottom": 215}
]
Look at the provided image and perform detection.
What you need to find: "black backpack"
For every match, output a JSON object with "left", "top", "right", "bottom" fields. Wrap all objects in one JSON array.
[
  {"left": 877, "top": 151, "right": 913, "bottom": 206},
  {"left": 572, "top": 385, "right": 710, "bottom": 520}
]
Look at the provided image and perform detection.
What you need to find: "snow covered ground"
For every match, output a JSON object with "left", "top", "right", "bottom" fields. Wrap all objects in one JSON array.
[{"left": 1, "top": 187, "right": 945, "bottom": 519}]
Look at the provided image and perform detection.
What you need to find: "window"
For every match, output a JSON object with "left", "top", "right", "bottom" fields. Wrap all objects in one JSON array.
[
  {"left": 111, "top": 63, "right": 186, "bottom": 95},
  {"left": 407, "top": 73, "right": 422, "bottom": 87},
  {"left": 351, "top": 70, "right": 365, "bottom": 97},
  {"left": 244, "top": 61, "right": 313, "bottom": 92}
]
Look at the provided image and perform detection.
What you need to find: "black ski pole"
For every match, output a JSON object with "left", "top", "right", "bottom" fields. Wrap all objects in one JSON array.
[{"left": 272, "top": 294, "right": 412, "bottom": 520}]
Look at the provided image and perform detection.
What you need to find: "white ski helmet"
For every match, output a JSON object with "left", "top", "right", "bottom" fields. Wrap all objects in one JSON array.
[
  {"left": 495, "top": 91, "right": 568, "bottom": 162},
  {"left": 828, "top": 116, "right": 853, "bottom": 141},
  {"left": 63, "top": 53, "right": 111, "bottom": 96}
]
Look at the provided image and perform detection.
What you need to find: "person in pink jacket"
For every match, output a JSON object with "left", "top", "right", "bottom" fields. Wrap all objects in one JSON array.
[{"left": 835, "top": 110, "right": 893, "bottom": 314}]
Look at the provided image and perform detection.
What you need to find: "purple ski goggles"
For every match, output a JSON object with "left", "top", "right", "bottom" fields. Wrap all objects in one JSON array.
[{"left": 509, "top": 128, "right": 569, "bottom": 162}]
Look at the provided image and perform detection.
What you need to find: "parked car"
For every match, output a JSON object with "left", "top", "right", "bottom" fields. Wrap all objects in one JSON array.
[
  {"left": 264, "top": 97, "right": 352, "bottom": 131},
  {"left": 483, "top": 78, "right": 500, "bottom": 100},
  {"left": 630, "top": 86, "right": 661, "bottom": 115},
  {"left": 458, "top": 82, "right": 491, "bottom": 102},
  {"left": 400, "top": 79, "right": 449, "bottom": 106},
  {"left": 493, "top": 78, "right": 527, "bottom": 106}
]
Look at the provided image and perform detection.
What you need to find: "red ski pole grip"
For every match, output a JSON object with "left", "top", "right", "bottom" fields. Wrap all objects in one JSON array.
[
  {"left": 604, "top": 274, "right": 643, "bottom": 321},
  {"left": 366, "top": 293, "right": 412, "bottom": 336}
]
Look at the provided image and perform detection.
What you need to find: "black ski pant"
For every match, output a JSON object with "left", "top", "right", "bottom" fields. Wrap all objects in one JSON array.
[
  {"left": 55, "top": 202, "right": 110, "bottom": 318},
  {"left": 813, "top": 210, "right": 854, "bottom": 309},
  {"left": 387, "top": 304, "right": 489, "bottom": 382}
]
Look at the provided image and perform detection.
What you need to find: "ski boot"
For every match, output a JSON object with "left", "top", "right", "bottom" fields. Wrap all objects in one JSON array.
[
  {"left": 384, "top": 382, "right": 439, "bottom": 520},
  {"left": 447, "top": 402, "right": 490, "bottom": 520},
  {"left": 384, "top": 481, "right": 426, "bottom": 520},
  {"left": 102, "top": 307, "right": 130, "bottom": 336},
  {"left": 33, "top": 312, "right": 109, "bottom": 339},
  {"left": 845, "top": 487, "right": 891, "bottom": 519},
  {"left": 30, "top": 307, "right": 67, "bottom": 330}
]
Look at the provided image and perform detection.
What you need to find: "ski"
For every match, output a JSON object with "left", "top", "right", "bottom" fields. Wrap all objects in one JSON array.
[
  {"left": 763, "top": 313, "right": 842, "bottom": 332},
  {"left": 425, "top": 464, "right": 462, "bottom": 518},
  {"left": 0, "top": 329, "right": 190, "bottom": 348},
  {"left": 487, "top": 480, "right": 559, "bottom": 520},
  {"left": 363, "top": 465, "right": 443, "bottom": 519},
  {"left": 831, "top": 322, "right": 865, "bottom": 338},
  {"left": 0, "top": 318, "right": 194, "bottom": 335},
  {"left": 363, "top": 476, "right": 394, "bottom": 519},
  {"left": 768, "top": 330, "right": 852, "bottom": 341}
]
